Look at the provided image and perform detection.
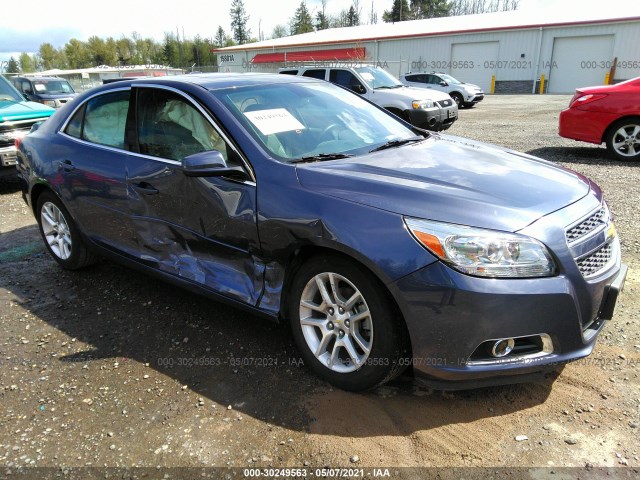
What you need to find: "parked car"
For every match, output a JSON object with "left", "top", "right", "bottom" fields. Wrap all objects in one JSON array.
[
  {"left": 11, "top": 76, "right": 77, "bottom": 109},
  {"left": 0, "top": 75, "right": 55, "bottom": 177},
  {"left": 400, "top": 72, "right": 484, "bottom": 108},
  {"left": 17, "top": 73, "right": 626, "bottom": 391},
  {"left": 279, "top": 65, "right": 458, "bottom": 131},
  {"left": 559, "top": 76, "right": 640, "bottom": 161}
]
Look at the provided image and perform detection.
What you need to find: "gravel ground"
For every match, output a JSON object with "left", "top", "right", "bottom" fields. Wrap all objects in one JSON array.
[{"left": 0, "top": 95, "right": 638, "bottom": 478}]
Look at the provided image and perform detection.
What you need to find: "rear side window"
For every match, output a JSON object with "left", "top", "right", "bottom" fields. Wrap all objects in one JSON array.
[
  {"left": 81, "top": 91, "right": 131, "bottom": 149},
  {"left": 302, "top": 69, "right": 326, "bottom": 80},
  {"left": 65, "top": 104, "right": 86, "bottom": 138},
  {"left": 405, "top": 74, "right": 425, "bottom": 83}
]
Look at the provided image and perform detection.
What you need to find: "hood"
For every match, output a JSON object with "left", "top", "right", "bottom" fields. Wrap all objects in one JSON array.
[
  {"left": 296, "top": 135, "right": 590, "bottom": 232},
  {"left": 382, "top": 85, "right": 451, "bottom": 102},
  {"left": 34, "top": 93, "right": 77, "bottom": 100},
  {"left": 461, "top": 82, "right": 482, "bottom": 91},
  {"left": 0, "top": 100, "right": 56, "bottom": 122}
]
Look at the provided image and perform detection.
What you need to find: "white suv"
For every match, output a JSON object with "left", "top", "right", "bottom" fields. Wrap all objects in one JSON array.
[
  {"left": 280, "top": 65, "right": 458, "bottom": 131},
  {"left": 400, "top": 72, "right": 484, "bottom": 108}
]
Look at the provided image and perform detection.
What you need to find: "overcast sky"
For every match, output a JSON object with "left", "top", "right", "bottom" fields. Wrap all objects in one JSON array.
[{"left": 1, "top": 0, "right": 638, "bottom": 62}]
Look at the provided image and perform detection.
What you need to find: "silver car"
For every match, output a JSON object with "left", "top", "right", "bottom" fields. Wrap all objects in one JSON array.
[{"left": 401, "top": 72, "right": 484, "bottom": 108}]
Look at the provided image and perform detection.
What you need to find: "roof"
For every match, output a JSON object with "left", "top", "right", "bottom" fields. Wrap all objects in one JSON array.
[
  {"left": 25, "top": 65, "right": 183, "bottom": 77},
  {"left": 216, "top": 9, "right": 640, "bottom": 52},
  {"left": 101, "top": 72, "right": 315, "bottom": 91}
]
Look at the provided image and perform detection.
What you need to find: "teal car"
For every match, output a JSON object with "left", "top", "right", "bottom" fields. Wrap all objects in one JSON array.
[{"left": 1, "top": 75, "right": 55, "bottom": 177}]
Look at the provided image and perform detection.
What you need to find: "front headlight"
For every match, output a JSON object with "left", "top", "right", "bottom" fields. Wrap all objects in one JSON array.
[
  {"left": 404, "top": 218, "right": 556, "bottom": 278},
  {"left": 412, "top": 100, "right": 434, "bottom": 109}
]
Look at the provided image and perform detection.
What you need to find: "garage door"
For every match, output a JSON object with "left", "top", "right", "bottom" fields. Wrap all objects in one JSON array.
[
  {"left": 451, "top": 41, "right": 499, "bottom": 93},
  {"left": 548, "top": 35, "right": 614, "bottom": 94}
]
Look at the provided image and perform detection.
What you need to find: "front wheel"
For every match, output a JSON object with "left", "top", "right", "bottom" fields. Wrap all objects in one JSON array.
[
  {"left": 36, "top": 191, "right": 97, "bottom": 270},
  {"left": 606, "top": 119, "right": 640, "bottom": 161},
  {"left": 450, "top": 92, "right": 464, "bottom": 107},
  {"left": 288, "top": 256, "right": 408, "bottom": 391}
]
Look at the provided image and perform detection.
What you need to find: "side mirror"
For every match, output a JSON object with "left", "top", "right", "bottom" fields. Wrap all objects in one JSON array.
[
  {"left": 351, "top": 84, "right": 366, "bottom": 94},
  {"left": 181, "top": 150, "right": 249, "bottom": 180},
  {"left": 439, "top": 81, "right": 448, "bottom": 86}
]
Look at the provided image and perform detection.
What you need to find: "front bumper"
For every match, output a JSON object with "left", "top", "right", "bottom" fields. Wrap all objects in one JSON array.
[
  {"left": 391, "top": 259, "right": 626, "bottom": 387},
  {"left": 407, "top": 102, "right": 458, "bottom": 131},
  {"left": 389, "top": 193, "right": 626, "bottom": 388},
  {"left": 467, "top": 93, "right": 484, "bottom": 103},
  {"left": 0, "top": 146, "right": 18, "bottom": 177}
]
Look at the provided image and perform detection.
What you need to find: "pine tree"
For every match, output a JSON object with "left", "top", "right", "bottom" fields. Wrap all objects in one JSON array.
[
  {"left": 411, "top": 0, "right": 451, "bottom": 19},
  {"left": 382, "top": 0, "right": 411, "bottom": 22},
  {"left": 230, "top": 0, "right": 251, "bottom": 45},
  {"left": 290, "top": 1, "right": 314, "bottom": 35},
  {"left": 6, "top": 57, "right": 20, "bottom": 73}
]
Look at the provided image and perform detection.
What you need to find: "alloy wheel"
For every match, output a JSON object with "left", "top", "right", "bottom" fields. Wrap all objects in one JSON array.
[
  {"left": 40, "top": 201, "right": 72, "bottom": 260},
  {"left": 299, "top": 272, "right": 373, "bottom": 373}
]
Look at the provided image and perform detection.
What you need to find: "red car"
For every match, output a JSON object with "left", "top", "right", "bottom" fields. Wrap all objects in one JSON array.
[{"left": 559, "top": 76, "right": 640, "bottom": 161}]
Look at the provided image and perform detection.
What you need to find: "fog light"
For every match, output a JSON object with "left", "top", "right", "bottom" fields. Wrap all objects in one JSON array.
[{"left": 491, "top": 338, "right": 515, "bottom": 357}]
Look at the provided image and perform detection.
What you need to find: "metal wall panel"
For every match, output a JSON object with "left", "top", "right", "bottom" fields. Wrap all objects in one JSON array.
[{"left": 218, "top": 19, "right": 640, "bottom": 89}]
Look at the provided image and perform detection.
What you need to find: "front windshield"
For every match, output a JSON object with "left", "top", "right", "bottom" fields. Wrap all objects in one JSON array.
[
  {"left": 354, "top": 67, "right": 403, "bottom": 89},
  {"left": 0, "top": 76, "right": 24, "bottom": 102},
  {"left": 439, "top": 74, "right": 461, "bottom": 85},
  {"left": 212, "top": 80, "right": 419, "bottom": 162},
  {"left": 33, "top": 79, "right": 75, "bottom": 94}
]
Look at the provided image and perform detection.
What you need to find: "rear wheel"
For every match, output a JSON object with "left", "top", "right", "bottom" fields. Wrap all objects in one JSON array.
[
  {"left": 606, "top": 118, "right": 640, "bottom": 161},
  {"left": 36, "top": 191, "right": 97, "bottom": 270},
  {"left": 288, "top": 255, "right": 408, "bottom": 391}
]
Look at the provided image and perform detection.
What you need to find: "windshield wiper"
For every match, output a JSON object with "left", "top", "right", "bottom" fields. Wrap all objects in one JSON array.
[
  {"left": 369, "top": 136, "right": 426, "bottom": 153},
  {"left": 291, "top": 153, "right": 354, "bottom": 164}
]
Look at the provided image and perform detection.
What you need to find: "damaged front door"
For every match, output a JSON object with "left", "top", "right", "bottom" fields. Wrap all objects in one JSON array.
[{"left": 126, "top": 86, "right": 263, "bottom": 306}]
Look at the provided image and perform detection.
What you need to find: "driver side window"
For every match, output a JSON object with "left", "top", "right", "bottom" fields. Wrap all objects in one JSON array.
[
  {"left": 329, "top": 70, "right": 365, "bottom": 93},
  {"left": 136, "top": 88, "right": 228, "bottom": 162}
]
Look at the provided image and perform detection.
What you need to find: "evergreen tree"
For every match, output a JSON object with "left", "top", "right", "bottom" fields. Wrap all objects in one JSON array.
[
  {"left": 230, "top": 0, "right": 251, "bottom": 45},
  {"left": 215, "top": 26, "right": 227, "bottom": 48},
  {"left": 290, "top": 1, "right": 314, "bottom": 35},
  {"left": 411, "top": 0, "right": 451, "bottom": 19},
  {"left": 6, "top": 57, "right": 20, "bottom": 73},
  {"left": 383, "top": 0, "right": 411, "bottom": 22},
  {"left": 316, "top": 0, "right": 330, "bottom": 30},
  {"left": 346, "top": 5, "right": 360, "bottom": 26}
]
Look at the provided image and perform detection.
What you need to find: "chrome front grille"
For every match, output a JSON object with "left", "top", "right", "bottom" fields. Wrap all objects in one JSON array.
[
  {"left": 577, "top": 244, "right": 613, "bottom": 278},
  {"left": 566, "top": 205, "right": 607, "bottom": 244},
  {"left": 566, "top": 203, "right": 616, "bottom": 279}
]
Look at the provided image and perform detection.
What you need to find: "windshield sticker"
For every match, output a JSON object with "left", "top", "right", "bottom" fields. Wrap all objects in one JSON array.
[
  {"left": 244, "top": 108, "right": 305, "bottom": 135},
  {"left": 360, "top": 72, "right": 375, "bottom": 82},
  {"left": 34, "top": 84, "right": 47, "bottom": 92}
]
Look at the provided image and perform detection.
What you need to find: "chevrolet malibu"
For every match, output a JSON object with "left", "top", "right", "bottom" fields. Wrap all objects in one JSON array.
[{"left": 17, "top": 74, "right": 627, "bottom": 391}]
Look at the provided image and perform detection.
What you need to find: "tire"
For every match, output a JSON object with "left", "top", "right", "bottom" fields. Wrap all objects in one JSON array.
[
  {"left": 450, "top": 92, "right": 464, "bottom": 108},
  {"left": 463, "top": 102, "right": 476, "bottom": 109},
  {"left": 605, "top": 118, "right": 640, "bottom": 161},
  {"left": 288, "top": 255, "right": 409, "bottom": 391},
  {"left": 36, "top": 191, "right": 98, "bottom": 270}
]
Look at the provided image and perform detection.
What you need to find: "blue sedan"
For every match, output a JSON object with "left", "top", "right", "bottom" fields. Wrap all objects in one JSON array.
[{"left": 16, "top": 73, "right": 626, "bottom": 391}]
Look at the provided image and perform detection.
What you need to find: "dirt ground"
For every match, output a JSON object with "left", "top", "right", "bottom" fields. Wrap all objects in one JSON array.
[{"left": 0, "top": 95, "right": 638, "bottom": 479}]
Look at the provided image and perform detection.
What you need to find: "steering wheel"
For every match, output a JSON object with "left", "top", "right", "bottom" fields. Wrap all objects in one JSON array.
[{"left": 319, "top": 123, "right": 341, "bottom": 143}]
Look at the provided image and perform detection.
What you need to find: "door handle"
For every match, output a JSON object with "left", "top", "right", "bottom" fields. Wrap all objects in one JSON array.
[
  {"left": 132, "top": 182, "right": 159, "bottom": 195},
  {"left": 58, "top": 159, "right": 75, "bottom": 172}
]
